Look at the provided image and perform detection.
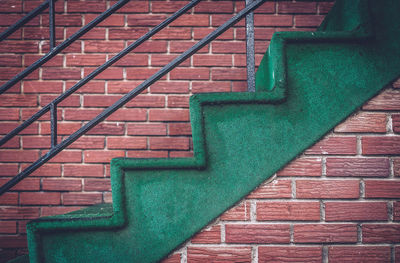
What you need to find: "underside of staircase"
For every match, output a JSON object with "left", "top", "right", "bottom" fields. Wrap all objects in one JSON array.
[{"left": 7, "top": 0, "right": 400, "bottom": 262}]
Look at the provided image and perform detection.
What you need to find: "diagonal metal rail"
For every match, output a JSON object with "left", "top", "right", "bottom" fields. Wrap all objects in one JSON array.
[{"left": 0, "top": 0, "right": 266, "bottom": 195}]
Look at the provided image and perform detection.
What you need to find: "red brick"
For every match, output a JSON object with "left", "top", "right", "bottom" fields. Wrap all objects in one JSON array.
[
  {"left": 153, "top": 28, "right": 191, "bottom": 40},
  {"left": 107, "top": 81, "right": 143, "bottom": 94},
  {"left": 295, "top": 15, "right": 324, "bottom": 27},
  {"left": 193, "top": 55, "right": 232, "bottom": 67},
  {"left": 192, "top": 81, "right": 231, "bottom": 93},
  {"left": 335, "top": 112, "right": 387, "bottom": 133},
  {"left": 25, "top": 55, "right": 63, "bottom": 67},
  {"left": 49, "top": 150, "right": 82, "bottom": 163},
  {"left": 127, "top": 123, "right": 167, "bottom": 136},
  {"left": 0, "top": 108, "right": 19, "bottom": 121},
  {"left": 85, "top": 14, "right": 124, "bottom": 27},
  {"left": 365, "top": 180, "right": 400, "bottom": 198},
  {"left": 42, "top": 68, "right": 81, "bottom": 80},
  {"left": 277, "top": 158, "right": 322, "bottom": 177},
  {"left": 64, "top": 109, "right": 102, "bottom": 121},
  {"left": 127, "top": 150, "right": 168, "bottom": 158},
  {"left": 191, "top": 225, "right": 221, "bottom": 244},
  {"left": 63, "top": 193, "right": 103, "bottom": 205},
  {"left": 248, "top": 179, "right": 292, "bottom": 199},
  {"left": 66, "top": 27, "right": 106, "bottom": 40},
  {"left": 150, "top": 54, "right": 190, "bottom": 67},
  {"left": 362, "top": 136, "right": 400, "bottom": 155},
  {"left": 259, "top": 246, "right": 322, "bottom": 263},
  {"left": 170, "top": 14, "right": 209, "bottom": 27},
  {"left": 0, "top": 221, "right": 17, "bottom": 234},
  {"left": 129, "top": 41, "right": 167, "bottom": 53},
  {"left": 67, "top": 1, "right": 106, "bottom": 12},
  {"left": 0, "top": 178, "right": 40, "bottom": 191},
  {"left": 107, "top": 137, "right": 147, "bottom": 150},
  {"left": 187, "top": 247, "right": 251, "bottom": 263},
  {"left": 66, "top": 54, "right": 106, "bottom": 66},
  {"left": 84, "top": 67, "right": 123, "bottom": 80},
  {"left": 149, "top": 137, "right": 189, "bottom": 150},
  {"left": 169, "top": 151, "right": 193, "bottom": 158},
  {"left": 170, "top": 41, "right": 209, "bottom": 53},
  {"left": 393, "top": 114, "right": 400, "bottom": 133},
  {"left": 20, "top": 192, "right": 60, "bottom": 205},
  {"left": 363, "top": 88, "right": 400, "bottom": 110},
  {"left": 212, "top": 68, "right": 246, "bottom": 81},
  {"left": 220, "top": 201, "right": 250, "bottom": 221},
  {"left": 305, "top": 136, "right": 357, "bottom": 155},
  {"left": 0, "top": 94, "right": 37, "bottom": 107},
  {"left": 42, "top": 40, "right": 82, "bottom": 53},
  {"left": 362, "top": 224, "right": 400, "bottom": 243},
  {"left": 112, "top": 0, "right": 149, "bottom": 13},
  {"left": 23, "top": 164, "right": 61, "bottom": 177},
  {"left": 0, "top": 164, "right": 18, "bottom": 176},
  {"left": 255, "top": 15, "right": 293, "bottom": 26},
  {"left": 40, "top": 94, "right": 80, "bottom": 107},
  {"left": 109, "top": 27, "right": 147, "bottom": 40},
  {"left": 42, "top": 179, "right": 82, "bottom": 191},
  {"left": 167, "top": 95, "right": 189, "bottom": 108},
  {"left": 127, "top": 14, "right": 166, "bottom": 26},
  {"left": 0, "top": 41, "right": 38, "bottom": 53},
  {"left": 0, "top": 55, "right": 21, "bottom": 67},
  {"left": 193, "top": 28, "right": 233, "bottom": 40},
  {"left": 113, "top": 54, "right": 148, "bottom": 67},
  {"left": 86, "top": 123, "right": 124, "bottom": 136},
  {"left": 23, "top": 27, "right": 63, "bottom": 40},
  {"left": 22, "top": 136, "right": 51, "bottom": 149},
  {"left": 326, "top": 158, "right": 390, "bottom": 177},
  {"left": 149, "top": 109, "right": 189, "bottom": 122},
  {"left": 294, "top": 224, "right": 357, "bottom": 243},
  {"left": 150, "top": 82, "right": 189, "bottom": 94},
  {"left": 0, "top": 1, "right": 22, "bottom": 12},
  {"left": 278, "top": 2, "right": 317, "bottom": 14},
  {"left": 84, "top": 41, "right": 125, "bottom": 53},
  {"left": 42, "top": 14, "right": 82, "bottom": 26},
  {"left": 225, "top": 224, "right": 290, "bottom": 244},
  {"left": 84, "top": 178, "right": 111, "bottom": 192},
  {"left": 195, "top": 1, "right": 233, "bottom": 13},
  {"left": 168, "top": 123, "right": 191, "bottom": 136},
  {"left": 126, "top": 95, "right": 165, "bottom": 108},
  {"left": 64, "top": 164, "right": 104, "bottom": 178},
  {"left": 41, "top": 206, "right": 82, "bottom": 217},
  {"left": 0, "top": 192, "right": 18, "bottom": 205},
  {"left": 170, "top": 68, "right": 209, "bottom": 80},
  {"left": 84, "top": 150, "right": 125, "bottom": 163},
  {"left": 0, "top": 235, "right": 27, "bottom": 248},
  {"left": 296, "top": 180, "right": 359, "bottom": 199},
  {"left": 257, "top": 201, "right": 320, "bottom": 221},
  {"left": 0, "top": 150, "right": 38, "bottom": 162},
  {"left": 0, "top": 207, "right": 39, "bottom": 220},
  {"left": 0, "top": 122, "right": 38, "bottom": 135},
  {"left": 89, "top": 108, "right": 150, "bottom": 122},
  {"left": 394, "top": 202, "right": 400, "bottom": 221},
  {"left": 41, "top": 122, "right": 82, "bottom": 136},
  {"left": 211, "top": 14, "right": 244, "bottom": 27},
  {"left": 325, "top": 202, "right": 388, "bottom": 221},
  {"left": 328, "top": 246, "right": 390, "bottom": 263},
  {"left": 319, "top": 2, "right": 335, "bottom": 14},
  {"left": 212, "top": 41, "right": 246, "bottom": 54},
  {"left": 24, "top": 81, "right": 63, "bottom": 93}
]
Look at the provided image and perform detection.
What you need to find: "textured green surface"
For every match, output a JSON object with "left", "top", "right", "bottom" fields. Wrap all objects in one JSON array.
[{"left": 19, "top": 1, "right": 400, "bottom": 262}]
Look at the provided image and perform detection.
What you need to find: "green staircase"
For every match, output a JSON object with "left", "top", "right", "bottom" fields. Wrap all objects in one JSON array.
[{"left": 12, "top": 0, "right": 400, "bottom": 262}]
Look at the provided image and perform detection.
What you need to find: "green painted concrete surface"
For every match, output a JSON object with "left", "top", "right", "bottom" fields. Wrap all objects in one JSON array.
[{"left": 11, "top": 0, "right": 400, "bottom": 262}]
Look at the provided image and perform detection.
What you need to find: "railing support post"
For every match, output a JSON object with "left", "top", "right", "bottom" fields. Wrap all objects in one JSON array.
[{"left": 246, "top": 0, "right": 256, "bottom": 92}]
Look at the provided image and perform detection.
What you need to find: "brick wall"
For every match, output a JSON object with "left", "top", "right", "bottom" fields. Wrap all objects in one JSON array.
[{"left": 1, "top": 0, "right": 399, "bottom": 262}]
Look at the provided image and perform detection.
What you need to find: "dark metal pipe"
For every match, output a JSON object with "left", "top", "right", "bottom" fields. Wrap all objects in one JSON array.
[
  {"left": 50, "top": 103, "right": 57, "bottom": 148},
  {"left": 49, "top": 0, "right": 56, "bottom": 50},
  {"left": 0, "top": 0, "right": 129, "bottom": 95},
  {"left": 0, "top": 0, "right": 267, "bottom": 196},
  {"left": 0, "top": 1, "right": 51, "bottom": 42},
  {"left": 246, "top": 0, "right": 256, "bottom": 92}
]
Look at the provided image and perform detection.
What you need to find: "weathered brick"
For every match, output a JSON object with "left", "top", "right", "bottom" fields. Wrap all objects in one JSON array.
[
  {"left": 127, "top": 123, "right": 167, "bottom": 136},
  {"left": 170, "top": 68, "right": 209, "bottom": 80},
  {"left": 42, "top": 179, "right": 82, "bottom": 192},
  {"left": 225, "top": 224, "right": 290, "bottom": 244},
  {"left": 325, "top": 202, "right": 388, "bottom": 221},
  {"left": 326, "top": 158, "right": 390, "bottom": 177},
  {"left": 168, "top": 123, "right": 192, "bottom": 136},
  {"left": 294, "top": 224, "right": 357, "bottom": 243},
  {"left": 63, "top": 193, "right": 103, "bottom": 205},
  {"left": 86, "top": 123, "right": 124, "bottom": 136},
  {"left": 278, "top": 2, "right": 317, "bottom": 14},
  {"left": 41, "top": 206, "right": 82, "bottom": 217},
  {"left": 84, "top": 178, "right": 111, "bottom": 192},
  {"left": 212, "top": 68, "right": 246, "bottom": 81},
  {"left": 296, "top": 180, "right": 359, "bottom": 199},
  {"left": 0, "top": 235, "right": 27, "bottom": 248},
  {"left": 220, "top": 201, "right": 250, "bottom": 221},
  {"left": 160, "top": 253, "right": 181, "bottom": 263},
  {"left": 362, "top": 136, "right": 400, "bottom": 155},
  {"left": 277, "top": 158, "right": 322, "bottom": 177},
  {"left": 127, "top": 150, "right": 168, "bottom": 158},
  {"left": 48, "top": 150, "right": 82, "bottom": 163},
  {"left": 107, "top": 137, "right": 147, "bottom": 150},
  {"left": 0, "top": 221, "right": 17, "bottom": 234},
  {"left": 335, "top": 112, "right": 387, "bottom": 133},
  {"left": 393, "top": 114, "right": 400, "bottom": 133},
  {"left": 191, "top": 225, "right": 221, "bottom": 244},
  {"left": 248, "top": 179, "right": 292, "bottom": 199},
  {"left": 84, "top": 150, "right": 125, "bottom": 163},
  {"left": 149, "top": 109, "right": 189, "bottom": 122},
  {"left": 0, "top": 192, "right": 18, "bottom": 205},
  {"left": 328, "top": 246, "right": 391, "bottom": 263},
  {"left": 0, "top": 207, "right": 39, "bottom": 220},
  {"left": 20, "top": 192, "right": 61, "bottom": 205},
  {"left": 257, "top": 201, "right": 320, "bottom": 221},
  {"left": 362, "top": 224, "right": 400, "bottom": 243},
  {"left": 259, "top": 246, "right": 322, "bottom": 263},
  {"left": 149, "top": 137, "right": 189, "bottom": 150},
  {"left": 394, "top": 202, "right": 400, "bottom": 221},
  {"left": 365, "top": 180, "right": 400, "bottom": 198},
  {"left": 305, "top": 136, "right": 357, "bottom": 155},
  {"left": 295, "top": 15, "right": 325, "bottom": 27},
  {"left": 192, "top": 81, "right": 231, "bottom": 93},
  {"left": 187, "top": 247, "right": 251, "bottom": 263},
  {"left": 363, "top": 88, "right": 400, "bottom": 110},
  {"left": 64, "top": 164, "right": 104, "bottom": 178},
  {"left": 167, "top": 95, "right": 189, "bottom": 108}
]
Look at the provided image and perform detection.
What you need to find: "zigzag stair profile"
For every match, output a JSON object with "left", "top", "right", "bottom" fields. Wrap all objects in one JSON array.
[{"left": 9, "top": 0, "right": 400, "bottom": 262}]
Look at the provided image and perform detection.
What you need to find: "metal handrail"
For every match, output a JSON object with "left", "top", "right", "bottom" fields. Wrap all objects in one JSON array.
[
  {"left": 0, "top": 0, "right": 265, "bottom": 195},
  {"left": 0, "top": 0, "right": 129, "bottom": 95}
]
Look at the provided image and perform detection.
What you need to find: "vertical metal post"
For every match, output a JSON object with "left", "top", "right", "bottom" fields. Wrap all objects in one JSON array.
[
  {"left": 50, "top": 103, "right": 57, "bottom": 148},
  {"left": 245, "top": 0, "right": 256, "bottom": 92},
  {"left": 49, "top": 0, "right": 56, "bottom": 49}
]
